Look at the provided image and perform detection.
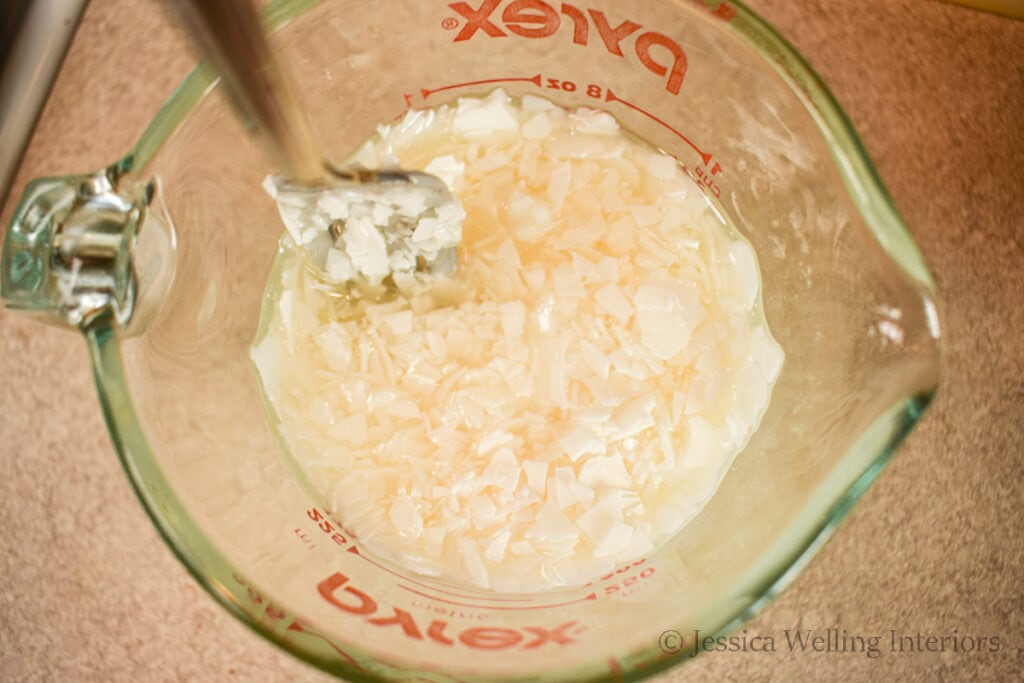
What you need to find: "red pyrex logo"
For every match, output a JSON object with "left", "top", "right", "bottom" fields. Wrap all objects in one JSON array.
[
  {"left": 447, "top": 0, "right": 688, "bottom": 95},
  {"left": 319, "top": 572, "right": 582, "bottom": 650}
]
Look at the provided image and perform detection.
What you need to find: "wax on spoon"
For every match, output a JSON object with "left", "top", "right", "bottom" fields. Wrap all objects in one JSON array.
[{"left": 172, "top": 0, "right": 463, "bottom": 286}]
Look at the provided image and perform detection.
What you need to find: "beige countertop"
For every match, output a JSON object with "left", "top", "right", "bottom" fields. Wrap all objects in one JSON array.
[{"left": 1, "top": 1, "right": 1022, "bottom": 681}]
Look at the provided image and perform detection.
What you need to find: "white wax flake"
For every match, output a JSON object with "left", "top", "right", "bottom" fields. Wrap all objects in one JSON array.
[
  {"left": 424, "top": 155, "right": 466, "bottom": 191},
  {"left": 551, "top": 471, "right": 594, "bottom": 510},
  {"left": 387, "top": 399, "right": 421, "bottom": 419},
  {"left": 572, "top": 109, "right": 620, "bottom": 135},
  {"left": 276, "top": 204, "right": 305, "bottom": 246},
  {"left": 425, "top": 331, "right": 447, "bottom": 358},
  {"left": 477, "top": 430, "right": 515, "bottom": 455},
  {"left": 576, "top": 496, "right": 621, "bottom": 541},
  {"left": 578, "top": 454, "right": 633, "bottom": 489},
  {"left": 592, "top": 521, "right": 633, "bottom": 557},
  {"left": 540, "top": 337, "right": 569, "bottom": 407},
  {"left": 595, "top": 284, "right": 635, "bottom": 324},
  {"left": 458, "top": 537, "right": 490, "bottom": 588},
  {"left": 613, "top": 394, "right": 657, "bottom": 438},
  {"left": 325, "top": 248, "right": 356, "bottom": 282},
  {"left": 521, "top": 94, "right": 558, "bottom": 111},
  {"left": 630, "top": 205, "right": 661, "bottom": 228},
  {"left": 576, "top": 406, "right": 614, "bottom": 426},
  {"left": 468, "top": 494, "right": 499, "bottom": 528},
  {"left": 524, "top": 267, "right": 546, "bottom": 291},
  {"left": 327, "top": 413, "right": 367, "bottom": 446},
  {"left": 342, "top": 215, "right": 391, "bottom": 281},
  {"left": 552, "top": 263, "right": 585, "bottom": 299},
  {"left": 481, "top": 448, "right": 521, "bottom": 491},
  {"left": 570, "top": 252, "right": 596, "bottom": 279},
  {"left": 371, "top": 202, "right": 395, "bottom": 224},
  {"left": 314, "top": 324, "right": 353, "bottom": 372},
  {"left": 484, "top": 529, "right": 512, "bottom": 562},
  {"left": 388, "top": 495, "right": 423, "bottom": 538},
  {"left": 522, "top": 460, "right": 548, "bottom": 495},
  {"left": 559, "top": 426, "right": 606, "bottom": 462},
  {"left": 579, "top": 340, "right": 611, "bottom": 379},
  {"left": 571, "top": 480, "right": 595, "bottom": 507},
  {"left": 471, "top": 150, "right": 512, "bottom": 175},
  {"left": 592, "top": 257, "right": 617, "bottom": 283},
  {"left": 528, "top": 500, "right": 578, "bottom": 543},
  {"left": 454, "top": 91, "right": 519, "bottom": 136},
  {"left": 254, "top": 88, "right": 784, "bottom": 593},
  {"left": 510, "top": 539, "right": 537, "bottom": 555},
  {"left": 547, "top": 162, "right": 572, "bottom": 213},
  {"left": 499, "top": 301, "right": 526, "bottom": 338},
  {"left": 508, "top": 190, "right": 556, "bottom": 242},
  {"left": 381, "top": 310, "right": 413, "bottom": 336},
  {"left": 646, "top": 153, "right": 680, "bottom": 180},
  {"left": 553, "top": 467, "right": 577, "bottom": 509},
  {"left": 495, "top": 239, "right": 522, "bottom": 268},
  {"left": 412, "top": 201, "right": 466, "bottom": 256},
  {"left": 655, "top": 405, "right": 677, "bottom": 470},
  {"left": 522, "top": 112, "right": 554, "bottom": 139},
  {"left": 423, "top": 526, "right": 446, "bottom": 557},
  {"left": 634, "top": 283, "right": 705, "bottom": 360}
]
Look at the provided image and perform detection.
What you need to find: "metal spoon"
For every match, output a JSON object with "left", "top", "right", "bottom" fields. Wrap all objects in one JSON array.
[{"left": 172, "top": 0, "right": 462, "bottom": 285}]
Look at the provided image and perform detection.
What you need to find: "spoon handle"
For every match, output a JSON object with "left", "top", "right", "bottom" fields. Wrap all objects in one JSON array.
[{"left": 172, "top": 0, "right": 326, "bottom": 184}]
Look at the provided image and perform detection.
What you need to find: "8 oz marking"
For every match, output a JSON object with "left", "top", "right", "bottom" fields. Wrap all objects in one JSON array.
[
  {"left": 546, "top": 77, "right": 576, "bottom": 92},
  {"left": 547, "top": 77, "right": 610, "bottom": 98}
]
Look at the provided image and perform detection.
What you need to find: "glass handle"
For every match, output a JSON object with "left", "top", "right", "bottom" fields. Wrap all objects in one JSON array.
[{"left": 1, "top": 165, "right": 174, "bottom": 332}]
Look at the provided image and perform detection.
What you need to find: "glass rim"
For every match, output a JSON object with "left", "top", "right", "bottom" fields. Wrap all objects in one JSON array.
[{"left": 93, "top": 0, "right": 943, "bottom": 680}]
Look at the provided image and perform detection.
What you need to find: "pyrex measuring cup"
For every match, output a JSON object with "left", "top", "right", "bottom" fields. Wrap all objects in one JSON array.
[{"left": 0, "top": 0, "right": 942, "bottom": 680}]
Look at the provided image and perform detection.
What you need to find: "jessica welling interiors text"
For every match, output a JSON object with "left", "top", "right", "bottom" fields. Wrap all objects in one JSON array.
[{"left": 658, "top": 628, "right": 1003, "bottom": 659}]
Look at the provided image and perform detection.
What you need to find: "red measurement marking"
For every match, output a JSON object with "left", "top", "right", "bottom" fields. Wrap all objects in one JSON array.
[
  {"left": 713, "top": 3, "right": 738, "bottom": 21},
  {"left": 293, "top": 527, "right": 315, "bottom": 548},
  {"left": 604, "top": 88, "right": 713, "bottom": 166},
  {"left": 421, "top": 73, "right": 543, "bottom": 100},
  {"left": 681, "top": 0, "right": 737, "bottom": 22},
  {"left": 398, "top": 584, "right": 597, "bottom": 611},
  {"left": 346, "top": 544, "right": 532, "bottom": 602}
]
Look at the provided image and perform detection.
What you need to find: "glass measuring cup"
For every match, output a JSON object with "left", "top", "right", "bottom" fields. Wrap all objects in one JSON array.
[{"left": 0, "top": 0, "right": 942, "bottom": 680}]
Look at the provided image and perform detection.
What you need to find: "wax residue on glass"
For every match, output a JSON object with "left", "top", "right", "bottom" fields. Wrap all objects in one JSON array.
[{"left": 251, "top": 89, "right": 784, "bottom": 592}]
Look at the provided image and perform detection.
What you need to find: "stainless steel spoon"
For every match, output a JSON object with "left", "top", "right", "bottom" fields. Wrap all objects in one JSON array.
[{"left": 172, "top": 0, "right": 462, "bottom": 285}]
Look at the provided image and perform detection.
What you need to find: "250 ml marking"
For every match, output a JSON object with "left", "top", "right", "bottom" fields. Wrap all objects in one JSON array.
[{"left": 582, "top": 558, "right": 658, "bottom": 598}]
